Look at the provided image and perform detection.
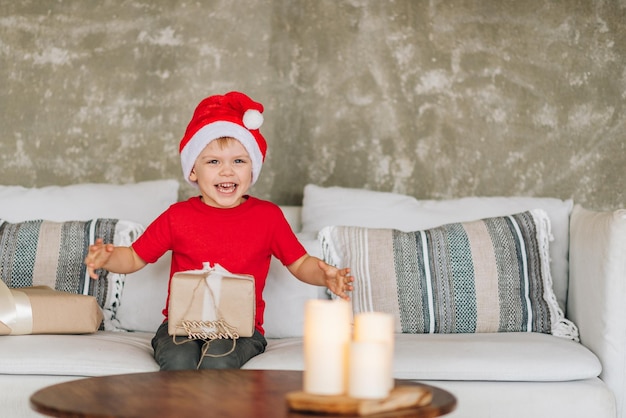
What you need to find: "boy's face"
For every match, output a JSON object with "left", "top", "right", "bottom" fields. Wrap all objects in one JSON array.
[{"left": 189, "top": 137, "right": 253, "bottom": 208}]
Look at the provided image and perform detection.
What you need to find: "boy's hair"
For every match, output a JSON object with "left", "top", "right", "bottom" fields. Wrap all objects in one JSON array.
[
  {"left": 214, "top": 137, "right": 238, "bottom": 147},
  {"left": 179, "top": 92, "right": 266, "bottom": 187}
]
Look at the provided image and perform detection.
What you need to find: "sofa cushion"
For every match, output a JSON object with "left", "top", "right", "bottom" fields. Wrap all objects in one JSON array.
[
  {"left": 0, "top": 331, "right": 158, "bottom": 376},
  {"left": 112, "top": 253, "right": 171, "bottom": 332},
  {"left": 0, "top": 180, "right": 179, "bottom": 227},
  {"left": 390, "top": 333, "right": 599, "bottom": 381},
  {"left": 320, "top": 210, "right": 578, "bottom": 340},
  {"left": 302, "top": 184, "right": 422, "bottom": 233},
  {"left": 244, "top": 333, "right": 600, "bottom": 382},
  {"left": 263, "top": 232, "right": 325, "bottom": 339},
  {"left": 0, "top": 218, "right": 143, "bottom": 330},
  {"left": 302, "top": 184, "right": 573, "bottom": 311}
]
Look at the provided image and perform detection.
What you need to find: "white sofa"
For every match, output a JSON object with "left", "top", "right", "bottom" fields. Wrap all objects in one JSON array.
[{"left": 0, "top": 181, "right": 624, "bottom": 418}]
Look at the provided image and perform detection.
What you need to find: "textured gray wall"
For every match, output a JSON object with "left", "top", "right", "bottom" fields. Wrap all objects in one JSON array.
[{"left": 1, "top": 0, "right": 624, "bottom": 210}]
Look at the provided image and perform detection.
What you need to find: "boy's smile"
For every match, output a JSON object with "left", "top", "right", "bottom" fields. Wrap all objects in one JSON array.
[
  {"left": 216, "top": 182, "right": 237, "bottom": 193},
  {"left": 189, "top": 138, "right": 253, "bottom": 209}
]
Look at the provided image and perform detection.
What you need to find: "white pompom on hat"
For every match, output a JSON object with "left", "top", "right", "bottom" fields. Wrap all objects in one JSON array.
[{"left": 179, "top": 91, "right": 267, "bottom": 186}]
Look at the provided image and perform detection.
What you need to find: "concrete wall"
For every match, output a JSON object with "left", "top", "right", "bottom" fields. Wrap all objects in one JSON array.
[{"left": 1, "top": 0, "right": 624, "bottom": 210}]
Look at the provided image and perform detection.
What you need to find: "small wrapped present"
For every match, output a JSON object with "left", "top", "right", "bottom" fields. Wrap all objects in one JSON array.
[
  {"left": 168, "top": 263, "right": 255, "bottom": 339},
  {"left": 0, "top": 282, "right": 103, "bottom": 335}
]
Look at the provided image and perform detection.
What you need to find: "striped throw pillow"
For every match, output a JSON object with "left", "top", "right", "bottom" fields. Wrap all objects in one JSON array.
[
  {"left": 319, "top": 210, "right": 579, "bottom": 340},
  {"left": 0, "top": 218, "right": 144, "bottom": 329}
]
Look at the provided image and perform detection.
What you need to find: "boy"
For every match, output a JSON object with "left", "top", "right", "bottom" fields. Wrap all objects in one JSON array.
[{"left": 84, "top": 91, "right": 354, "bottom": 370}]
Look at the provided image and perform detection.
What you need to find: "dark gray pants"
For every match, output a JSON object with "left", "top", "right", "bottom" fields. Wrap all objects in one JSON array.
[{"left": 151, "top": 321, "right": 267, "bottom": 370}]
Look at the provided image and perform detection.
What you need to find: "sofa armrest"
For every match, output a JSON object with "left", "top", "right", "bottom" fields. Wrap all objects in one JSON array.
[{"left": 568, "top": 204, "right": 626, "bottom": 417}]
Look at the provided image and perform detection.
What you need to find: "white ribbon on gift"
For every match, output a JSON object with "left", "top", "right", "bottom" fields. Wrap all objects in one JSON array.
[
  {"left": 199, "top": 262, "right": 227, "bottom": 333},
  {"left": 0, "top": 280, "right": 33, "bottom": 335}
]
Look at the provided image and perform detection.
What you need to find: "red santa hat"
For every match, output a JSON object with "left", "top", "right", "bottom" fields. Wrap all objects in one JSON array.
[{"left": 179, "top": 91, "right": 267, "bottom": 186}]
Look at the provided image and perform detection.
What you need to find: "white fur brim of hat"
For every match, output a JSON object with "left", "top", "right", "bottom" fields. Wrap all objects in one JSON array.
[{"left": 180, "top": 121, "right": 264, "bottom": 187}]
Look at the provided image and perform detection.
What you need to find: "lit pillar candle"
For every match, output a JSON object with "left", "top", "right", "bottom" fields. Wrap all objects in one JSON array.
[
  {"left": 303, "top": 299, "right": 351, "bottom": 395},
  {"left": 353, "top": 312, "right": 394, "bottom": 392}
]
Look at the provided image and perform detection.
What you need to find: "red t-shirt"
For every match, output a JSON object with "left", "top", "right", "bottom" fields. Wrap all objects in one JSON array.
[{"left": 131, "top": 196, "right": 306, "bottom": 334}]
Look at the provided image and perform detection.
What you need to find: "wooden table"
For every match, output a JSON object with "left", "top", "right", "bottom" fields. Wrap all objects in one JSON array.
[{"left": 31, "top": 369, "right": 456, "bottom": 418}]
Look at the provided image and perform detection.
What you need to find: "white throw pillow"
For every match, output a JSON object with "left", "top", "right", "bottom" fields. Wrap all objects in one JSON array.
[
  {"left": 113, "top": 253, "right": 172, "bottom": 332},
  {"left": 263, "top": 232, "right": 325, "bottom": 338},
  {"left": 302, "top": 184, "right": 422, "bottom": 233},
  {"left": 0, "top": 179, "right": 179, "bottom": 227},
  {"left": 302, "top": 184, "right": 573, "bottom": 310}
]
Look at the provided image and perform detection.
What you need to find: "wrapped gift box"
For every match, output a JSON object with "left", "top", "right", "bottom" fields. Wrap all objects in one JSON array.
[
  {"left": 0, "top": 284, "right": 103, "bottom": 335},
  {"left": 168, "top": 264, "right": 255, "bottom": 338}
]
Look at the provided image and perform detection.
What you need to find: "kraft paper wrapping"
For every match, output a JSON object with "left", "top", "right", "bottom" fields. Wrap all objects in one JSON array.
[
  {"left": 0, "top": 283, "right": 103, "bottom": 335},
  {"left": 168, "top": 264, "right": 255, "bottom": 338}
]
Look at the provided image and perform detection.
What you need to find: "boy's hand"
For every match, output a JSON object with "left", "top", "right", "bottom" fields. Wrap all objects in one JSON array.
[
  {"left": 84, "top": 238, "right": 114, "bottom": 280},
  {"left": 318, "top": 260, "right": 354, "bottom": 301}
]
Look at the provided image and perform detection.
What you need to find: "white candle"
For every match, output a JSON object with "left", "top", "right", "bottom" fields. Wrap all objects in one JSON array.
[
  {"left": 348, "top": 341, "right": 390, "bottom": 399},
  {"left": 353, "top": 312, "right": 394, "bottom": 392},
  {"left": 303, "top": 299, "right": 351, "bottom": 395}
]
